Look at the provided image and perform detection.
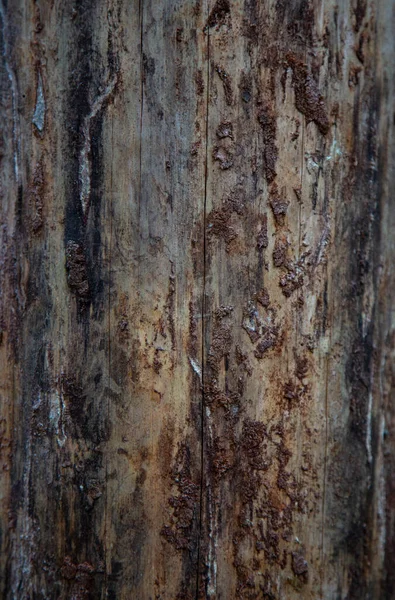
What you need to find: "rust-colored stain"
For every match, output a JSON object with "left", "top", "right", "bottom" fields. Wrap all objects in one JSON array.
[
  {"left": 257, "top": 105, "right": 278, "bottom": 183},
  {"left": 161, "top": 443, "right": 200, "bottom": 551},
  {"left": 206, "top": 0, "right": 231, "bottom": 29},
  {"left": 65, "top": 241, "right": 90, "bottom": 300},
  {"left": 286, "top": 53, "right": 330, "bottom": 135},
  {"left": 215, "top": 64, "right": 233, "bottom": 106},
  {"left": 29, "top": 160, "right": 45, "bottom": 233}
]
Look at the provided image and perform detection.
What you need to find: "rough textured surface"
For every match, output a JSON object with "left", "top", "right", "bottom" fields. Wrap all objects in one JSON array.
[{"left": 0, "top": 1, "right": 394, "bottom": 599}]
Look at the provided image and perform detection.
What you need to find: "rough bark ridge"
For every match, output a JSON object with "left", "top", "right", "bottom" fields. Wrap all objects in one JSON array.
[{"left": 0, "top": 1, "right": 394, "bottom": 599}]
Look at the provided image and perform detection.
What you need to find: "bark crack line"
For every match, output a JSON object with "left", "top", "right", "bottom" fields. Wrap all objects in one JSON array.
[
  {"left": 196, "top": 4, "right": 211, "bottom": 598},
  {"left": 138, "top": 0, "right": 144, "bottom": 278}
]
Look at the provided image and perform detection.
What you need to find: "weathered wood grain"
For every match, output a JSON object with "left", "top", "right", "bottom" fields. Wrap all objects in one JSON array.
[{"left": 0, "top": 1, "right": 394, "bottom": 599}]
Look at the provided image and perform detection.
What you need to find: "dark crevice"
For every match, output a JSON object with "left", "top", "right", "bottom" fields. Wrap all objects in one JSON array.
[
  {"left": 138, "top": 0, "right": 144, "bottom": 287},
  {"left": 196, "top": 6, "right": 211, "bottom": 599}
]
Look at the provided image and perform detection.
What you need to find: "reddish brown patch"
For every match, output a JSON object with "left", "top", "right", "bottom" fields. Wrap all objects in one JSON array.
[
  {"left": 213, "top": 145, "right": 233, "bottom": 169},
  {"left": 235, "top": 344, "right": 252, "bottom": 376},
  {"left": 153, "top": 349, "right": 163, "bottom": 374},
  {"left": 190, "top": 139, "right": 201, "bottom": 156},
  {"left": 257, "top": 105, "right": 278, "bottom": 183},
  {"left": 291, "top": 118, "right": 301, "bottom": 141},
  {"left": 216, "top": 64, "right": 233, "bottom": 105},
  {"left": 216, "top": 120, "right": 233, "bottom": 139},
  {"left": 211, "top": 437, "right": 232, "bottom": 481},
  {"left": 256, "top": 214, "right": 268, "bottom": 250},
  {"left": 269, "top": 183, "right": 288, "bottom": 226},
  {"left": 195, "top": 69, "right": 204, "bottom": 95},
  {"left": 283, "top": 380, "right": 303, "bottom": 406},
  {"left": 188, "top": 299, "right": 198, "bottom": 357},
  {"left": 206, "top": 0, "right": 230, "bottom": 28},
  {"left": 254, "top": 324, "right": 279, "bottom": 358},
  {"left": 273, "top": 236, "right": 289, "bottom": 268},
  {"left": 286, "top": 54, "right": 329, "bottom": 135},
  {"left": 292, "top": 551, "right": 308, "bottom": 579},
  {"left": 161, "top": 443, "right": 199, "bottom": 551},
  {"left": 60, "top": 557, "right": 96, "bottom": 599},
  {"left": 165, "top": 264, "right": 176, "bottom": 351},
  {"left": 65, "top": 241, "right": 90, "bottom": 299},
  {"left": 117, "top": 316, "right": 129, "bottom": 342},
  {"left": 295, "top": 355, "right": 308, "bottom": 380},
  {"left": 279, "top": 269, "right": 304, "bottom": 297},
  {"left": 353, "top": 0, "right": 367, "bottom": 32},
  {"left": 207, "top": 196, "right": 245, "bottom": 252},
  {"left": 256, "top": 287, "right": 270, "bottom": 307},
  {"left": 293, "top": 187, "right": 302, "bottom": 203},
  {"left": 349, "top": 64, "right": 362, "bottom": 88},
  {"left": 241, "top": 419, "right": 267, "bottom": 470},
  {"left": 207, "top": 306, "right": 233, "bottom": 375},
  {"left": 355, "top": 28, "right": 370, "bottom": 64},
  {"left": 242, "top": 302, "right": 262, "bottom": 343},
  {"left": 29, "top": 160, "right": 45, "bottom": 233}
]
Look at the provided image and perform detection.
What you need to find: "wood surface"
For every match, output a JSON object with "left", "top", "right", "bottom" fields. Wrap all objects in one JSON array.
[{"left": 0, "top": 0, "right": 394, "bottom": 598}]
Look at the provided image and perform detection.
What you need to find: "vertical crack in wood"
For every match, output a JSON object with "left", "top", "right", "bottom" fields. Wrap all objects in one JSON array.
[
  {"left": 138, "top": 0, "right": 144, "bottom": 287},
  {"left": 196, "top": 3, "right": 211, "bottom": 597}
]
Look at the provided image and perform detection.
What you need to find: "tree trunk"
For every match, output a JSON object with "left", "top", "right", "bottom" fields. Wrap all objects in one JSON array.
[{"left": 0, "top": 1, "right": 394, "bottom": 598}]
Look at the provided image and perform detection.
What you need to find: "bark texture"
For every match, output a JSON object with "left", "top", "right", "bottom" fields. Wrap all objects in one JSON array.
[{"left": 0, "top": 1, "right": 394, "bottom": 599}]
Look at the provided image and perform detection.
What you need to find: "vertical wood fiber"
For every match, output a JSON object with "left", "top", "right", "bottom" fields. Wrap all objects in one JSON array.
[{"left": 0, "top": 1, "right": 394, "bottom": 599}]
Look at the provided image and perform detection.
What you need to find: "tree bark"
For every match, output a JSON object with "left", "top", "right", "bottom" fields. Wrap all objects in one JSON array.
[{"left": 0, "top": 1, "right": 394, "bottom": 598}]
